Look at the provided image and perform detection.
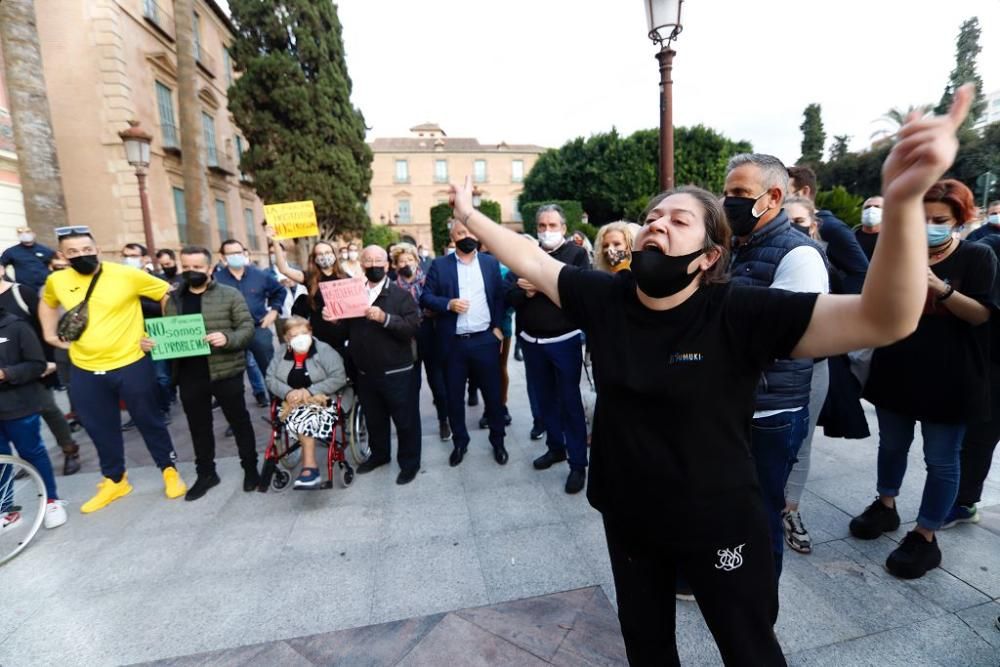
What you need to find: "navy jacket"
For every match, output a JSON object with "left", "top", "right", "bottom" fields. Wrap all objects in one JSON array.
[
  {"left": 213, "top": 264, "right": 284, "bottom": 326},
  {"left": 968, "top": 224, "right": 1000, "bottom": 243},
  {"left": 730, "top": 211, "right": 821, "bottom": 411},
  {"left": 1, "top": 242, "right": 54, "bottom": 291},
  {"left": 420, "top": 252, "right": 505, "bottom": 356},
  {"left": 816, "top": 210, "right": 869, "bottom": 295}
]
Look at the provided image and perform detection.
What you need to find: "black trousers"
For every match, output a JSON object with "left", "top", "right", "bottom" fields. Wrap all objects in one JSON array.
[
  {"left": 179, "top": 373, "right": 258, "bottom": 476},
  {"left": 958, "top": 369, "right": 1000, "bottom": 506},
  {"left": 357, "top": 366, "right": 421, "bottom": 472},
  {"left": 603, "top": 496, "right": 786, "bottom": 667}
]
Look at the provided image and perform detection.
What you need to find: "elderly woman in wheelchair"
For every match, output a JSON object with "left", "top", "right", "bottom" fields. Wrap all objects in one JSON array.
[{"left": 265, "top": 316, "right": 349, "bottom": 488}]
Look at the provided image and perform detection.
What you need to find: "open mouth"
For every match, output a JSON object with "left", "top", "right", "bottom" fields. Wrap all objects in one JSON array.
[{"left": 642, "top": 241, "right": 666, "bottom": 254}]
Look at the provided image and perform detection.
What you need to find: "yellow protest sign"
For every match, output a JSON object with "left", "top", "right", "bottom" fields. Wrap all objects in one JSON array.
[{"left": 265, "top": 200, "right": 319, "bottom": 239}]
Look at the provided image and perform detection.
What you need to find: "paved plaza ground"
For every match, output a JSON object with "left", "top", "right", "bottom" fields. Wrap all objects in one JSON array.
[{"left": 2, "top": 357, "right": 1000, "bottom": 666}]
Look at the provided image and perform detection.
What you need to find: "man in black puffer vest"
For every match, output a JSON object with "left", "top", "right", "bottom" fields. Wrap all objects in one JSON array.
[{"left": 724, "top": 153, "right": 830, "bottom": 579}]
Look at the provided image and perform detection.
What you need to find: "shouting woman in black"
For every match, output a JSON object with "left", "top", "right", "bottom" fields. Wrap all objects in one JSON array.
[{"left": 444, "top": 89, "right": 973, "bottom": 666}]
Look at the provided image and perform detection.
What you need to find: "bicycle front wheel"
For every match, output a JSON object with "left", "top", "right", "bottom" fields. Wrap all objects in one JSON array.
[{"left": 0, "top": 455, "right": 48, "bottom": 566}]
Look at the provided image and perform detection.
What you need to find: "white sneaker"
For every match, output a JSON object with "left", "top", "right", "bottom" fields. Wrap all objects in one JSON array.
[{"left": 44, "top": 500, "right": 68, "bottom": 529}]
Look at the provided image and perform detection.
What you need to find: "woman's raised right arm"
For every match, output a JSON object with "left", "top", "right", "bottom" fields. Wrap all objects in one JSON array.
[{"left": 265, "top": 226, "right": 306, "bottom": 285}]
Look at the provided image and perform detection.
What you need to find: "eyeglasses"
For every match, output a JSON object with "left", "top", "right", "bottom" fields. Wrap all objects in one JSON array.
[{"left": 54, "top": 226, "right": 92, "bottom": 238}]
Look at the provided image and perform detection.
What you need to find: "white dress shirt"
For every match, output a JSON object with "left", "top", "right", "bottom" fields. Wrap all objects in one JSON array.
[{"left": 455, "top": 252, "right": 491, "bottom": 335}]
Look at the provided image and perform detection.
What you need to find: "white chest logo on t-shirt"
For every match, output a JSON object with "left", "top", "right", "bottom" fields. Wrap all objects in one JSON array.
[
  {"left": 714, "top": 543, "right": 745, "bottom": 571},
  {"left": 668, "top": 352, "right": 703, "bottom": 365}
]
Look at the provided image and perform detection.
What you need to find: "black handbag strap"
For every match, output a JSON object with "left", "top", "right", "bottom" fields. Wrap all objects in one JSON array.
[{"left": 80, "top": 267, "right": 103, "bottom": 305}]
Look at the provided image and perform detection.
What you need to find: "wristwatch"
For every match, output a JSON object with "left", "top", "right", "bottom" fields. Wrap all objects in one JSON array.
[{"left": 937, "top": 284, "right": 955, "bottom": 302}]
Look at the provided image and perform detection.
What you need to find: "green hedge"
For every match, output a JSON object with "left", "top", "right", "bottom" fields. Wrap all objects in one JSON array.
[
  {"left": 362, "top": 224, "right": 401, "bottom": 248},
  {"left": 518, "top": 200, "right": 594, "bottom": 240},
  {"left": 429, "top": 199, "right": 501, "bottom": 255}
]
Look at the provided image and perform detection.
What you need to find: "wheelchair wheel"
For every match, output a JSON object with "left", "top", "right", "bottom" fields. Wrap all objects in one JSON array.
[
  {"left": 339, "top": 463, "right": 355, "bottom": 488},
  {"left": 348, "top": 403, "right": 370, "bottom": 466},
  {"left": 271, "top": 468, "right": 293, "bottom": 493},
  {"left": 0, "top": 455, "right": 47, "bottom": 566}
]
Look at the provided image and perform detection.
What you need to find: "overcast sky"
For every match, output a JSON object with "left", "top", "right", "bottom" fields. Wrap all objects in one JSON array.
[{"left": 225, "top": 1, "right": 1000, "bottom": 165}]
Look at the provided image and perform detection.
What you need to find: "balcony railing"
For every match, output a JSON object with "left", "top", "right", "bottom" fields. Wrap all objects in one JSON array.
[
  {"left": 161, "top": 122, "right": 180, "bottom": 152},
  {"left": 142, "top": 0, "right": 175, "bottom": 40},
  {"left": 196, "top": 48, "right": 216, "bottom": 78},
  {"left": 206, "top": 145, "right": 235, "bottom": 176}
]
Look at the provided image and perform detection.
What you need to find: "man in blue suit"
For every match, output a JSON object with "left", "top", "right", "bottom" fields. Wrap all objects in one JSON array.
[{"left": 421, "top": 218, "right": 508, "bottom": 467}]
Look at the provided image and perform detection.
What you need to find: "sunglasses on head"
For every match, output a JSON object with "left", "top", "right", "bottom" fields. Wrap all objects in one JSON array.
[{"left": 54, "top": 226, "right": 92, "bottom": 238}]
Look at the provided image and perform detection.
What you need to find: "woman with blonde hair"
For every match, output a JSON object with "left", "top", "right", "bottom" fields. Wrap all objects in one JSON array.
[{"left": 593, "top": 222, "right": 637, "bottom": 273}]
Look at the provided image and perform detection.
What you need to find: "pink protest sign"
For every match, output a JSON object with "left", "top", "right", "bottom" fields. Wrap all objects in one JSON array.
[{"left": 319, "top": 277, "right": 369, "bottom": 320}]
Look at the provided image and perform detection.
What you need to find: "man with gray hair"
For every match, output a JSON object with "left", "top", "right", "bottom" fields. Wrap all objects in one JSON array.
[
  {"left": 505, "top": 204, "right": 591, "bottom": 493},
  {"left": 723, "top": 153, "right": 829, "bottom": 578}
]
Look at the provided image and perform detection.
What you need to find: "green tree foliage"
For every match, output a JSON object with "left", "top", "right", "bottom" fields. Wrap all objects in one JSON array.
[
  {"left": 227, "top": 0, "right": 372, "bottom": 240},
  {"left": 815, "top": 142, "right": 891, "bottom": 200},
  {"left": 799, "top": 103, "right": 826, "bottom": 165},
  {"left": 362, "top": 224, "right": 400, "bottom": 249},
  {"left": 935, "top": 17, "right": 986, "bottom": 129},
  {"left": 477, "top": 199, "right": 502, "bottom": 224},
  {"left": 829, "top": 135, "right": 850, "bottom": 162},
  {"left": 518, "top": 200, "right": 586, "bottom": 238},
  {"left": 519, "top": 126, "right": 751, "bottom": 226},
  {"left": 428, "top": 200, "right": 502, "bottom": 255},
  {"left": 815, "top": 187, "right": 863, "bottom": 228}
]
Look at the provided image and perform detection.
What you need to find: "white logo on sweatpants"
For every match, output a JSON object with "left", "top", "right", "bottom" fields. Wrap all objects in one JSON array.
[{"left": 715, "top": 544, "right": 745, "bottom": 571}]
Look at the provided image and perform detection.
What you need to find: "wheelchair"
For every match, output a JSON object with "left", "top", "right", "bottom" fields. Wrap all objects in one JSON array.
[{"left": 257, "top": 386, "right": 369, "bottom": 492}]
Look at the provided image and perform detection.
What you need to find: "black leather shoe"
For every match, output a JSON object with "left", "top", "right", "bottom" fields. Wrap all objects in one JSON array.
[
  {"left": 529, "top": 424, "right": 545, "bottom": 440},
  {"left": 493, "top": 445, "right": 509, "bottom": 465},
  {"left": 449, "top": 446, "right": 467, "bottom": 467},
  {"left": 186, "top": 473, "right": 221, "bottom": 501},
  {"left": 357, "top": 458, "right": 389, "bottom": 474},
  {"left": 533, "top": 450, "right": 567, "bottom": 470},
  {"left": 478, "top": 414, "right": 489, "bottom": 429},
  {"left": 225, "top": 425, "right": 234, "bottom": 438},
  {"left": 565, "top": 468, "right": 586, "bottom": 494},
  {"left": 514, "top": 348, "right": 523, "bottom": 362},
  {"left": 243, "top": 469, "right": 260, "bottom": 492},
  {"left": 255, "top": 393, "right": 269, "bottom": 408},
  {"left": 63, "top": 453, "right": 81, "bottom": 476},
  {"left": 439, "top": 419, "right": 452, "bottom": 441},
  {"left": 396, "top": 468, "right": 418, "bottom": 485},
  {"left": 468, "top": 393, "right": 478, "bottom": 407}
]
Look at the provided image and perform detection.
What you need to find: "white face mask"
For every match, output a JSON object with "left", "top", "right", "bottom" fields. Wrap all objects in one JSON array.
[
  {"left": 18, "top": 232, "right": 34, "bottom": 244},
  {"left": 538, "top": 231, "right": 564, "bottom": 251},
  {"left": 989, "top": 214, "right": 1000, "bottom": 226},
  {"left": 289, "top": 333, "right": 312, "bottom": 353},
  {"left": 446, "top": 247, "right": 456, "bottom": 255},
  {"left": 348, "top": 251, "right": 359, "bottom": 261},
  {"left": 419, "top": 249, "right": 429, "bottom": 258},
  {"left": 123, "top": 256, "right": 144, "bottom": 269},
  {"left": 861, "top": 207, "right": 882, "bottom": 228}
]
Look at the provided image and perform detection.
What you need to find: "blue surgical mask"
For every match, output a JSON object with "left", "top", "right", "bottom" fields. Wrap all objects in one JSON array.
[
  {"left": 926, "top": 224, "right": 953, "bottom": 247},
  {"left": 226, "top": 253, "right": 247, "bottom": 269},
  {"left": 123, "top": 257, "right": 144, "bottom": 269},
  {"left": 989, "top": 214, "right": 1000, "bottom": 226}
]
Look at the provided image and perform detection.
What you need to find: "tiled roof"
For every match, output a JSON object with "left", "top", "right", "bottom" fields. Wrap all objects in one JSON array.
[{"left": 370, "top": 137, "right": 546, "bottom": 154}]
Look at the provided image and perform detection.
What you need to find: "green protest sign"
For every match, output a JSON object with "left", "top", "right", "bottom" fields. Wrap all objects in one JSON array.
[{"left": 145, "top": 314, "right": 211, "bottom": 361}]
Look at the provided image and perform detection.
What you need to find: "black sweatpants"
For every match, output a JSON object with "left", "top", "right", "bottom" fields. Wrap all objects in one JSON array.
[
  {"left": 357, "top": 366, "right": 421, "bottom": 472},
  {"left": 179, "top": 373, "right": 258, "bottom": 477},
  {"left": 603, "top": 496, "right": 786, "bottom": 666},
  {"left": 957, "top": 368, "right": 1000, "bottom": 507}
]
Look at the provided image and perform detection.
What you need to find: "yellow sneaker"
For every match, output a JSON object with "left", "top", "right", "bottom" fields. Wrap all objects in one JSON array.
[
  {"left": 80, "top": 474, "right": 133, "bottom": 513},
  {"left": 163, "top": 466, "right": 187, "bottom": 499}
]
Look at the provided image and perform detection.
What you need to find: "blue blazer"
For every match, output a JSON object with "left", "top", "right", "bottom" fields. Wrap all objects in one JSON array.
[{"left": 420, "top": 252, "right": 505, "bottom": 354}]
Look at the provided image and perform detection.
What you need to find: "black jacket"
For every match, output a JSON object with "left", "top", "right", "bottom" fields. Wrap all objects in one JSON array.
[
  {"left": 344, "top": 280, "right": 420, "bottom": 374},
  {"left": 505, "top": 241, "right": 590, "bottom": 338},
  {"left": 0, "top": 311, "right": 46, "bottom": 421}
]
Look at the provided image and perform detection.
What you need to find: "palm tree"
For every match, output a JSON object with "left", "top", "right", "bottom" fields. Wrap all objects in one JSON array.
[
  {"left": 0, "top": 0, "right": 69, "bottom": 240},
  {"left": 870, "top": 104, "right": 932, "bottom": 141}
]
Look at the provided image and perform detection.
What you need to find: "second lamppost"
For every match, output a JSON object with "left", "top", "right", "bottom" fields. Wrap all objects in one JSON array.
[
  {"left": 119, "top": 120, "right": 156, "bottom": 265},
  {"left": 644, "top": 0, "right": 685, "bottom": 191}
]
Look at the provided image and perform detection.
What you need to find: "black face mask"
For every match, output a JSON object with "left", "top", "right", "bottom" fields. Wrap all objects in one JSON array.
[
  {"left": 630, "top": 249, "right": 705, "bottom": 299},
  {"left": 723, "top": 193, "right": 769, "bottom": 237},
  {"left": 456, "top": 237, "right": 480, "bottom": 254},
  {"left": 182, "top": 270, "right": 209, "bottom": 288},
  {"left": 69, "top": 254, "right": 99, "bottom": 275},
  {"left": 161, "top": 266, "right": 178, "bottom": 278},
  {"left": 399, "top": 265, "right": 414, "bottom": 279},
  {"left": 365, "top": 266, "right": 386, "bottom": 283}
]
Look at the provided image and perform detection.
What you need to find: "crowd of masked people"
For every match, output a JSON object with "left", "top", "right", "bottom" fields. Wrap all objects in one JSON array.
[{"left": 2, "top": 164, "right": 999, "bottom": 597}]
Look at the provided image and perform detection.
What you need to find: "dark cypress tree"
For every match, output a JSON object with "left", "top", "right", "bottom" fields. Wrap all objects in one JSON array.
[
  {"left": 935, "top": 17, "right": 986, "bottom": 130},
  {"left": 228, "top": 0, "right": 372, "bottom": 239},
  {"left": 799, "top": 103, "right": 825, "bottom": 165}
]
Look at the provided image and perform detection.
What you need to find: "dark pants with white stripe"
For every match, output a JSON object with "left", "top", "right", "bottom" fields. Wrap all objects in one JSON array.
[
  {"left": 357, "top": 366, "right": 422, "bottom": 472},
  {"left": 70, "top": 356, "right": 177, "bottom": 481}
]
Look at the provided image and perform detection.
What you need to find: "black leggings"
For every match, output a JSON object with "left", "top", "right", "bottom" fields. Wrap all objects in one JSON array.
[{"left": 603, "top": 498, "right": 786, "bottom": 666}]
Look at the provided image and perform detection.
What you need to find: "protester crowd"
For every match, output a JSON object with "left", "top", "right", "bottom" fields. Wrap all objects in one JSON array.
[{"left": 1, "top": 88, "right": 997, "bottom": 665}]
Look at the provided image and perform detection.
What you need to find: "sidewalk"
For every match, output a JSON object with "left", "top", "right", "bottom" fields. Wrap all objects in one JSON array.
[{"left": 2, "top": 358, "right": 999, "bottom": 666}]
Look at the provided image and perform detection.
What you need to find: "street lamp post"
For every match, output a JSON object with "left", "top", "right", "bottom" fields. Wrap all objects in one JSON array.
[
  {"left": 118, "top": 120, "right": 156, "bottom": 266},
  {"left": 643, "top": 0, "right": 684, "bottom": 191}
]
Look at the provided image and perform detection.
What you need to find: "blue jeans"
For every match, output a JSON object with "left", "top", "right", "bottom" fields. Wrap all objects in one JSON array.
[
  {"left": 152, "top": 357, "right": 174, "bottom": 412},
  {"left": 246, "top": 326, "right": 274, "bottom": 398},
  {"left": 522, "top": 334, "right": 588, "bottom": 469},
  {"left": 0, "top": 414, "right": 59, "bottom": 504},
  {"left": 875, "top": 407, "right": 965, "bottom": 531},
  {"left": 751, "top": 407, "right": 808, "bottom": 578}
]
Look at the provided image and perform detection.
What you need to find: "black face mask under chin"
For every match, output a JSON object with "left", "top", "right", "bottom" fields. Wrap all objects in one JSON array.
[{"left": 630, "top": 249, "right": 705, "bottom": 299}]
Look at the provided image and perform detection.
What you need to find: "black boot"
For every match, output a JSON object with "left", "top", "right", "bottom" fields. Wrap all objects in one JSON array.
[{"left": 185, "top": 473, "right": 221, "bottom": 501}]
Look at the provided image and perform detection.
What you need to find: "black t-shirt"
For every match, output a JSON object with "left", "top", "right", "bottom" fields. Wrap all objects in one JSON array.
[
  {"left": 177, "top": 290, "right": 209, "bottom": 381},
  {"left": 855, "top": 229, "right": 878, "bottom": 261},
  {"left": 557, "top": 267, "right": 818, "bottom": 529},
  {"left": 865, "top": 241, "right": 999, "bottom": 423}
]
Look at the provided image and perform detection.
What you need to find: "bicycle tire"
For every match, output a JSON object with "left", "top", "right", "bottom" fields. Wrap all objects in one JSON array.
[{"left": 0, "top": 455, "right": 47, "bottom": 566}]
